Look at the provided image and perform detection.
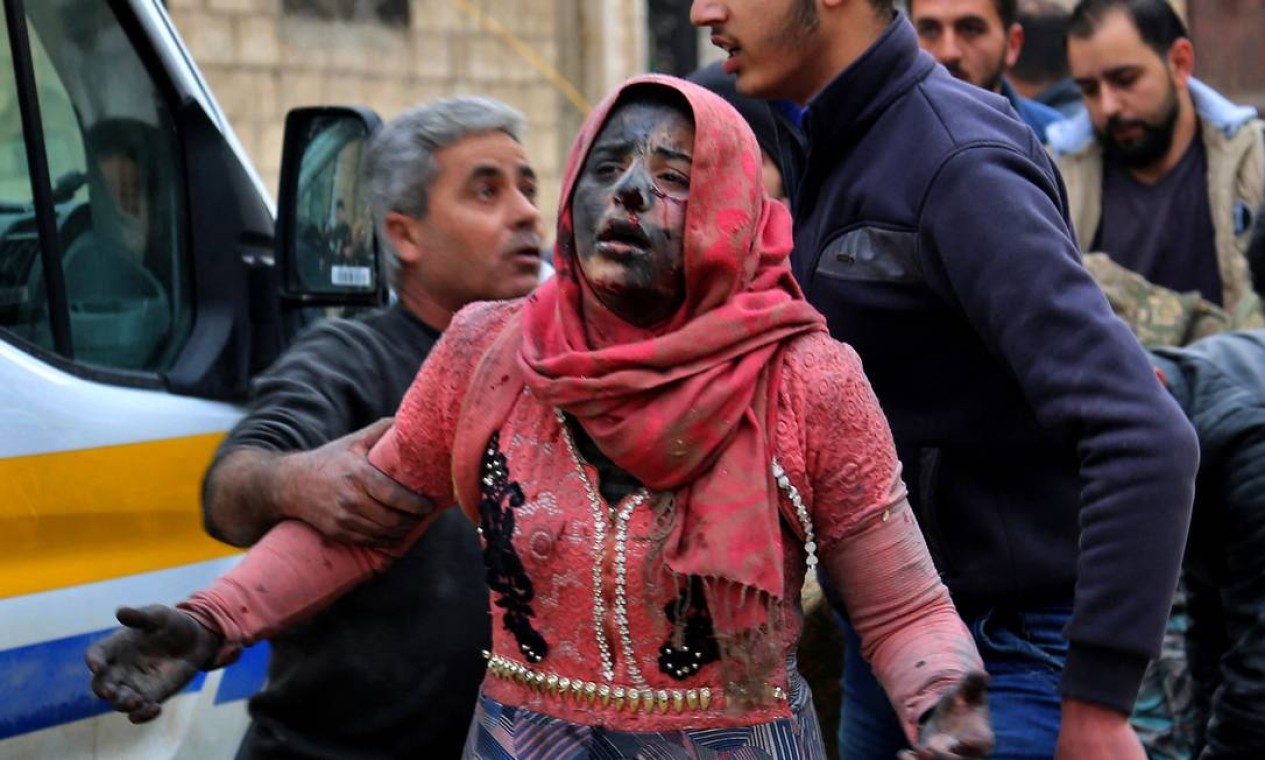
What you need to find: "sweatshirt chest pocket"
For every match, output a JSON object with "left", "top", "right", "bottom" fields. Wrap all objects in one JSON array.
[{"left": 815, "top": 227, "right": 924, "bottom": 284}]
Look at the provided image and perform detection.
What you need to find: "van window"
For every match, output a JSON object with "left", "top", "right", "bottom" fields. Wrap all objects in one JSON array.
[{"left": 0, "top": 0, "right": 192, "bottom": 372}]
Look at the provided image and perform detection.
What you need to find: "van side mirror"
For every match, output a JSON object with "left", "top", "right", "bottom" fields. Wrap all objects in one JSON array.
[{"left": 276, "top": 106, "right": 384, "bottom": 308}]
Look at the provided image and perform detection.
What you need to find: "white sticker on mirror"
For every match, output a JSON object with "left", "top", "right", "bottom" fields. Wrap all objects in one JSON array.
[{"left": 330, "top": 266, "right": 372, "bottom": 288}]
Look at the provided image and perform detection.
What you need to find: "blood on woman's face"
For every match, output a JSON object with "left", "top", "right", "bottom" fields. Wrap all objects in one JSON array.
[{"left": 571, "top": 100, "right": 693, "bottom": 327}]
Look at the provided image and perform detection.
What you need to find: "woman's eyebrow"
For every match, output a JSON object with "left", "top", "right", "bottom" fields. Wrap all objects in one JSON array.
[
  {"left": 588, "top": 139, "right": 691, "bottom": 163},
  {"left": 589, "top": 140, "right": 632, "bottom": 157},
  {"left": 655, "top": 147, "right": 692, "bottom": 164}
]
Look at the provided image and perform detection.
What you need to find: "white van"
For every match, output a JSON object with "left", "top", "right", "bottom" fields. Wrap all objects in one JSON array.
[{"left": 0, "top": 1, "right": 383, "bottom": 756}]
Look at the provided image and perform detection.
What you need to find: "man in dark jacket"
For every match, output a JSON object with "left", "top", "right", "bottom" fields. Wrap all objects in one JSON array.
[
  {"left": 1149, "top": 329, "right": 1265, "bottom": 760},
  {"left": 690, "top": 1, "right": 1198, "bottom": 757},
  {"left": 1147, "top": 206, "right": 1265, "bottom": 760},
  {"left": 200, "top": 97, "right": 544, "bottom": 758}
]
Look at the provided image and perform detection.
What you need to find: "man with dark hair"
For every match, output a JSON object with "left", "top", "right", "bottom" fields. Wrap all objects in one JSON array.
[
  {"left": 1050, "top": 0, "right": 1264, "bottom": 316},
  {"left": 1058, "top": 14, "right": 1264, "bottom": 746},
  {"left": 690, "top": 0, "right": 1198, "bottom": 757},
  {"left": 909, "top": 0, "right": 1065, "bottom": 139},
  {"left": 1010, "top": 0, "right": 1084, "bottom": 117},
  {"left": 201, "top": 97, "right": 544, "bottom": 759}
]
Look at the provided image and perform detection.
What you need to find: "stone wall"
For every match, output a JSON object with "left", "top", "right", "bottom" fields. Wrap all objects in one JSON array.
[{"left": 164, "top": 0, "right": 650, "bottom": 232}]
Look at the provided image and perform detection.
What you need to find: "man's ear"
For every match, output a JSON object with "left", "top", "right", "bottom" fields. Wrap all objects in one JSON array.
[
  {"left": 1167, "top": 37, "right": 1194, "bottom": 89},
  {"left": 383, "top": 211, "right": 424, "bottom": 265},
  {"left": 1004, "top": 22, "right": 1024, "bottom": 70}
]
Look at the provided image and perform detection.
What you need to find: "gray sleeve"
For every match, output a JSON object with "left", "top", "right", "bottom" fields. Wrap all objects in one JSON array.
[{"left": 219, "top": 319, "right": 392, "bottom": 456}]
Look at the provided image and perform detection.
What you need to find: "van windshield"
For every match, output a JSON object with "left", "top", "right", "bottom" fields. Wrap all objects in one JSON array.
[{"left": 0, "top": 0, "right": 193, "bottom": 372}]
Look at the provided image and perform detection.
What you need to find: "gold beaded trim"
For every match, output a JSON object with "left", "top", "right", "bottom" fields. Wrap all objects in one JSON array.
[{"left": 483, "top": 651, "right": 787, "bottom": 713}]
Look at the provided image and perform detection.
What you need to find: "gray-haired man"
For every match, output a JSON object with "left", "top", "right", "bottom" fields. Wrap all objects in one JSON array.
[{"left": 201, "top": 97, "right": 543, "bottom": 759}]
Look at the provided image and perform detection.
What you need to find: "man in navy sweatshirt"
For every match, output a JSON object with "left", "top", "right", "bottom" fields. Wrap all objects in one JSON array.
[{"left": 690, "top": 1, "right": 1198, "bottom": 758}]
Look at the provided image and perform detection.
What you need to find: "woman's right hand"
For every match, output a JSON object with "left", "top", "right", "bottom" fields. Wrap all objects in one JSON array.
[
  {"left": 900, "top": 670, "right": 995, "bottom": 759},
  {"left": 85, "top": 605, "right": 223, "bottom": 723}
]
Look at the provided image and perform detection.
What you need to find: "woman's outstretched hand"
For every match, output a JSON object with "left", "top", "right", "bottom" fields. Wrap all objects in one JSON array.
[
  {"left": 85, "top": 605, "right": 224, "bottom": 723},
  {"left": 900, "top": 670, "right": 995, "bottom": 759}
]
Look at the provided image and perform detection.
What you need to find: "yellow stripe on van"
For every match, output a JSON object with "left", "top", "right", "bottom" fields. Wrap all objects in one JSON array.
[{"left": 0, "top": 434, "right": 240, "bottom": 599}]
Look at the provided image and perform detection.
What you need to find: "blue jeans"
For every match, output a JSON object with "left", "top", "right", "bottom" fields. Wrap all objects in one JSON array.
[{"left": 838, "top": 605, "right": 1070, "bottom": 759}]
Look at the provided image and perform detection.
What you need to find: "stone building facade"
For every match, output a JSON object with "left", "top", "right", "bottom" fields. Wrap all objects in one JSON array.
[
  {"left": 164, "top": 0, "right": 650, "bottom": 231},
  {"left": 162, "top": 0, "right": 1262, "bottom": 233}
]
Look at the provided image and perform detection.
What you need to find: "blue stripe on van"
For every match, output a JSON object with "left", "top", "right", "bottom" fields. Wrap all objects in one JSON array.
[
  {"left": 214, "top": 639, "right": 269, "bottom": 704},
  {"left": 0, "top": 629, "right": 268, "bottom": 740}
]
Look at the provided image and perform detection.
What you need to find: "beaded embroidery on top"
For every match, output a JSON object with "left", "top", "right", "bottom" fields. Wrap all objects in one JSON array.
[
  {"left": 554, "top": 410, "right": 819, "bottom": 689},
  {"left": 773, "top": 458, "right": 818, "bottom": 568},
  {"left": 479, "top": 431, "right": 548, "bottom": 664},
  {"left": 473, "top": 414, "right": 830, "bottom": 723},
  {"left": 659, "top": 575, "right": 721, "bottom": 680},
  {"left": 556, "top": 408, "right": 651, "bottom": 685}
]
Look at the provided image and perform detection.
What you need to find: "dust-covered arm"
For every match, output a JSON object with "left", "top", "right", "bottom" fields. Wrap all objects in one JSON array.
[{"left": 789, "top": 335, "right": 986, "bottom": 749}]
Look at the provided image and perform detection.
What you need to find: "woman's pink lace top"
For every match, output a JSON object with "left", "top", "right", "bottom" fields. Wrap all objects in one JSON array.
[{"left": 181, "top": 300, "right": 980, "bottom": 740}]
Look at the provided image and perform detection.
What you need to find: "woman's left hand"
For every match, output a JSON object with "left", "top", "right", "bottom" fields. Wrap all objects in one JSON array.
[
  {"left": 85, "top": 605, "right": 222, "bottom": 723},
  {"left": 898, "top": 670, "right": 994, "bottom": 759}
]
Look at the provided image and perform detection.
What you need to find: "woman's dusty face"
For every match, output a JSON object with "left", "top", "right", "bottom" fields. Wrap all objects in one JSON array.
[{"left": 572, "top": 99, "right": 694, "bottom": 327}]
